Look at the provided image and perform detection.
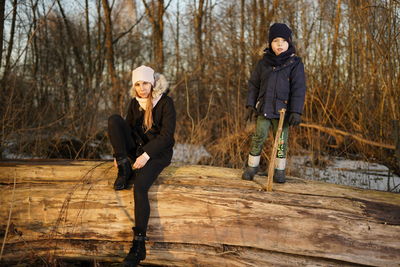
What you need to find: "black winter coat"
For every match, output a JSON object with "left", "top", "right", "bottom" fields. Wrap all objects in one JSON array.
[
  {"left": 125, "top": 94, "right": 176, "bottom": 163},
  {"left": 246, "top": 54, "right": 306, "bottom": 119}
]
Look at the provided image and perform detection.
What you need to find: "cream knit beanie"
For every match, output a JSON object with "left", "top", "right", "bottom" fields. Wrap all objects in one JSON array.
[{"left": 131, "top": 65, "right": 155, "bottom": 86}]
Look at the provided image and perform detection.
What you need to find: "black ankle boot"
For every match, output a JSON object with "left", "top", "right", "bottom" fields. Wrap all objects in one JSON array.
[
  {"left": 273, "top": 169, "right": 286, "bottom": 183},
  {"left": 242, "top": 166, "right": 259, "bottom": 181},
  {"left": 123, "top": 228, "right": 148, "bottom": 267},
  {"left": 114, "top": 157, "right": 132, "bottom": 190}
]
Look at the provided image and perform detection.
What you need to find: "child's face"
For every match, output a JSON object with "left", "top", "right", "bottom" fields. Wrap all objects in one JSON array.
[
  {"left": 271, "top": 37, "right": 289, "bottom": 56},
  {"left": 135, "top": 81, "right": 152, "bottom": 98}
]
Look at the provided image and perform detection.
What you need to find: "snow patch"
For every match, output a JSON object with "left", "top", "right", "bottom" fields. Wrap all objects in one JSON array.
[
  {"left": 99, "top": 143, "right": 211, "bottom": 164},
  {"left": 100, "top": 154, "right": 114, "bottom": 160},
  {"left": 289, "top": 156, "right": 400, "bottom": 192},
  {"left": 172, "top": 143, "right": 211, "bottom": 164}
]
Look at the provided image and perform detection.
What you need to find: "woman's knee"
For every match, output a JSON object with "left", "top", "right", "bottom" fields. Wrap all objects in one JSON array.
[{"left": 108, "top": 114, "right": 124, "bottom": 129}]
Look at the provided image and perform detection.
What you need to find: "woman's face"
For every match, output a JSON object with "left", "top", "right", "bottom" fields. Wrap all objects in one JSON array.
[
  {"left": 271, "top": 37, "right": 289, "bottom": 56},
  {"left": 135, "top": 81, "right": 152, "bottom": 98}
]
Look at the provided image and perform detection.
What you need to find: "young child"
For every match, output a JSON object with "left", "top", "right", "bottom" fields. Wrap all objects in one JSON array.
[{"left": 242, "top": 23, "right": 306, "bottom": 183}]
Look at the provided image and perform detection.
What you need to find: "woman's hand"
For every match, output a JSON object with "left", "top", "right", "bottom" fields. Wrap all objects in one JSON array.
[{"left": 133, "top": 153, "right": 150, "bottom": 169}]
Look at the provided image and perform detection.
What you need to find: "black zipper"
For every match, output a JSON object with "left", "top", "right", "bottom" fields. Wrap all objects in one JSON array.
[{"left": 273, "top": 66, "right": 278, "bottom": 114}]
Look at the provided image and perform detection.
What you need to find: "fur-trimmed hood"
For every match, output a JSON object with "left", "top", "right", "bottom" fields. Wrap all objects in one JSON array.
[{"left": 129, "top": 73, "right": 169, "bottom": 99}]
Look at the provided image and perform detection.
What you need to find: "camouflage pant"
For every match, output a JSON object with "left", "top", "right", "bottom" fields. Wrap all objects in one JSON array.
[{"left": 250, "top": 115, "right": 289, "bottom": 169}]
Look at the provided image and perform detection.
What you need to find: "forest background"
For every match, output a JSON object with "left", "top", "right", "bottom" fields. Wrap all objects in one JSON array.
[{"left": 1, "top": 0, "right": 399, "bottom": 175}]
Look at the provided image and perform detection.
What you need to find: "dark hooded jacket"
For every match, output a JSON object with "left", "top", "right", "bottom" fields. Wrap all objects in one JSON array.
[
  {"left": 125, "top": 73, "right": 176, "bottom": 163},
  {"left": 246, "top": 52, "right": 306, "bottom": 119}
]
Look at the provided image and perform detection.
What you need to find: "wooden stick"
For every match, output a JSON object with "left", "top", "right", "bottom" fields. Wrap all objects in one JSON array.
[{"left": 265, "top": 109, "right": 286, "bottom": 191}]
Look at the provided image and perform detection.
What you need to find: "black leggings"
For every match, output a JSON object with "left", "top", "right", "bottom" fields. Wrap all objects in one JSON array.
[
  {"left": 108, "top": 114, "right": 136, "bottom": 159},
  {"left": 108, "top": 114, "right": 169, "bottom": 234}
]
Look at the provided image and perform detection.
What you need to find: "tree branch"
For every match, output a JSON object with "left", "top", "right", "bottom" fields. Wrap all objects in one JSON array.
[
  {"left": 301, "top": 123, "right": 395, "bottom": 150},
  {"left": 112, "top": 13, "right": 145, "bottom": 45}
]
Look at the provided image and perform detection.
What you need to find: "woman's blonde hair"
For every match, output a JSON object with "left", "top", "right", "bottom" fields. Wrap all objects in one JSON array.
[{"left": 143, "top": 88, "right": 153, "bottom": 132}]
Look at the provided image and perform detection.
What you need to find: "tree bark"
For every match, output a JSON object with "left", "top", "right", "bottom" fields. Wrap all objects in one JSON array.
[
  {"left": 2, "top": 0, "right": 18, "bottom": 81},
  {"left": 0, "top": 0, "right": 5, "bottom": 70},
  {"left": 174, "top": 0, "right": 181, "bottom": 77},
  {"left": 331, "top": 0, "right": 341, "bottom": 68},
  {"left": 239, "top": 0, "right": 245, "bottom": 65},
  {"left": 0, "top": 161, "right": 399, "bottom": 266},
  {"left": 142, "top": 0, "right": 166, "bottom": 73},
  {"left": 102, "top": 0, "right": 121, "bottom": 113},
  {"left": 85, "top": 0, "right": 93, "bottom": 92},
  {"left": 193, "top": 0, "right": 206, "bottom": 120},
  {"left": 257, "top": 0, "right": 266, "bottom": 48}
]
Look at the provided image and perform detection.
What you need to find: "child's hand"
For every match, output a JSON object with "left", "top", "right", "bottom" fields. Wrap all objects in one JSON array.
[
  {"left": 244, "top": 106, "right": 257, "bottom": 122},
  {"left": 113, "top": 158, "right": 117, "bottom": 168},
  {"left": 289, "top": 112, "right": 301, "bottom": 126}
]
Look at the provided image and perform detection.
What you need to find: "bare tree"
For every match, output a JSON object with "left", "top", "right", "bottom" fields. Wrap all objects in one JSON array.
[
  {"left": 2, "top": 0, "right": 18, "bottom": 81},
  {"left": 142, "top": 0, "right": 171, "bottom": 72},
  {"left": 102, "top": 0, "right": 122, "bottom": 113},
  {"left": 0, "top": 0, "right": 5, "bottom": 69}
]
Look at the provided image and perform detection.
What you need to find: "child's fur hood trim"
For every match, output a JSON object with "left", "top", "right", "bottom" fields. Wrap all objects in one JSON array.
[{"left": 129, "top": 73, "right": 169, "bottom": 99}]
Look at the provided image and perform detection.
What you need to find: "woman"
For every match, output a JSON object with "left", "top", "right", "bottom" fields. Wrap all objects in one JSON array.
[{"left": 107, "top": 65, "right": 176, "bottom": 266}]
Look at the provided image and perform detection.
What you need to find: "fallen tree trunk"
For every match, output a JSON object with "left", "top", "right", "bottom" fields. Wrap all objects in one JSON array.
[{"left": 0, "top": 160, "right": 399, "bottom": 266}]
